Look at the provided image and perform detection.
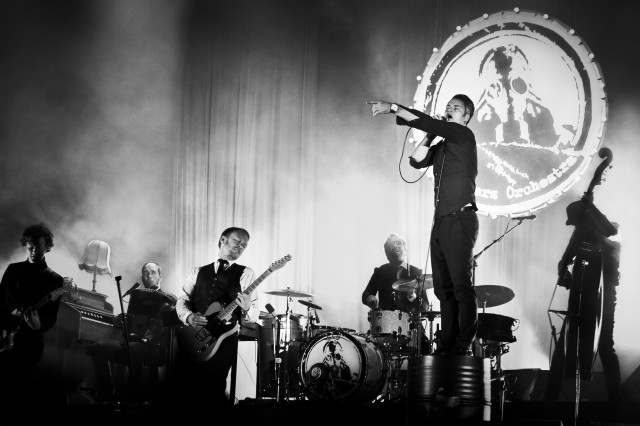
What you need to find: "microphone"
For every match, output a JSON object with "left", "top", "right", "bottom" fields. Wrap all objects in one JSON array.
[
  {"left": 122, "top": 282, "right": 140, "bottom": 298},
  {"left": 515, "top": 214, "right": 536, "bottom": 221},
  {"left": 265, "top": 303, "right": 275, "bottom": 315}
]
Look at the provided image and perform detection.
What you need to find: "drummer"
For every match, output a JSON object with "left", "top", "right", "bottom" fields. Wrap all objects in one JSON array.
[{"left": 362, "top": 233, "right": 427, "bottom": 313}]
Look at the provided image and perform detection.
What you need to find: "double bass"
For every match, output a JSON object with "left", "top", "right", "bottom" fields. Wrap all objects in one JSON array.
[{"left": 563, "top": 147, "right": 613, "bottom": 381}]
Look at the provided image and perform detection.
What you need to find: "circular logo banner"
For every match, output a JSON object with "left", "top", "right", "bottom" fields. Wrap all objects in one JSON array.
[{"left": 413, "top": 8, "right": 607, "bottom": 217}]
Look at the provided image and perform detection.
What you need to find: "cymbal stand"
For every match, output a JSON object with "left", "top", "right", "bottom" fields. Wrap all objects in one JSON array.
[
  {"left": 411, "top": 276, "right": 430, "bottom": 357},
  {"left": 489, "top": 343, "right": 510, "bottom": 421},
  {"left": 422, "top": 306, "right": 439, "bottom": 355},
  {"left": 272, "top": 314, "right": 282, "bottom": 402},
  {"left": 278, "top": 292, "right": 293, "bottom": 402}
]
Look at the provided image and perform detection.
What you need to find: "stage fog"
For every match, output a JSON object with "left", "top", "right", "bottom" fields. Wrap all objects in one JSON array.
[{"left": 1, "top": 0, "right": 639, "bottom": 388}]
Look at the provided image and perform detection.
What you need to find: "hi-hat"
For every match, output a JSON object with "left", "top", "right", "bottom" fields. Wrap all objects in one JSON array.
[
  {"left": 475, "top": 285, "right": 515, "bottom": 308},
  {"left": 264, "top": 287, "right": 314, "bottom": 298},
  {"left": 299, "top": 300, "right": 322, "bottom": 310},
  {"left": 392, "top": 274, "right": 434, "bottom": 293}
]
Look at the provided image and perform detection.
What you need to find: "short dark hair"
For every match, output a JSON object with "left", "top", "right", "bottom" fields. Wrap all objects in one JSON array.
[
  {"left": 453, "top": 94, "right": 475, "bottom": 123},
  {"left": 141, "top": 262, "right": 162, "bottom": 277},
  {"left": 218, "top": 227, "right": 250, "bottom": 247},
  {"left": 20, "top": 223, "right": 55, "bottom": 250}
]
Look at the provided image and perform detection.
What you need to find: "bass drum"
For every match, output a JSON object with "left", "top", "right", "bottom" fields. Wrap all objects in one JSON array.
[
  {"left": 299, "top": 330, "right": 385, "bottom": 402},
  {"left": 308, "top": 325, "right": 356, "bottom": 340}
]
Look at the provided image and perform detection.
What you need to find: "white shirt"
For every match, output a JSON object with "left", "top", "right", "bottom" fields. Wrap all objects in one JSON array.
[{"left": 176, "top": 259, "right": 258, "bottom": 324}]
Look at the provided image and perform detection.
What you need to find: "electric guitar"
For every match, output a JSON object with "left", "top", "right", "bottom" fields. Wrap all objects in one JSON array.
[
  {"left": 177, "top": 254, "right": 292, "bottom": 362},
  {"left": 0, "top": 277, "right": 77, "bottom": 353}
]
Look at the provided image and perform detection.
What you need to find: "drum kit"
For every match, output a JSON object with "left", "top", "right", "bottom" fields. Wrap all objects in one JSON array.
[{"left": 258, "top": 281, "right": 518, "bottom": 404}]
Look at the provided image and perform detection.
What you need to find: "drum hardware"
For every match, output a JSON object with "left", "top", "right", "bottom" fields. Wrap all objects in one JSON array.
[
  {"left": 377, "top": 352, "right": 408, "bottom": 402},
  {"left": 483, "top": 340, "right": 511, "bottom": 421},
  {"left": 264, "top": 287, "right": 313, "bottom": 401},
  {"left": 299, "top": 299, "right": 321, "bottom": 341},
  {"left": 419, "top": 308, "right": 441, "bottom": 355},
  {"left": 475, "top": 331, "right": 515, "bottom": 421}
]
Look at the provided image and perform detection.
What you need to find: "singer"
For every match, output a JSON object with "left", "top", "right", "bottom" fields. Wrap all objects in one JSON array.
[{"left": 367, "top": 95, "right": 479, "bottom": 355}]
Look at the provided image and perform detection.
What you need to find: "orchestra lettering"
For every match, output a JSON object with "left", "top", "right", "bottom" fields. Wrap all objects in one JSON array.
[{"left": 505, "top": 156, "right": 578, "bottom": 200}]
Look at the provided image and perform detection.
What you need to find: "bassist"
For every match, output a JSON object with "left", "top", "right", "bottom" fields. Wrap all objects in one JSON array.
[
  {"left": 545, "top": 149, "right": 622, "bottom": 401},
  {"left": 174, "top": 227, "right": 257, "bottom": 411}
]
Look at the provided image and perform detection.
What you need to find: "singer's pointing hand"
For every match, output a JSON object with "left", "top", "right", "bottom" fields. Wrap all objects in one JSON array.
[{"left": 366, "top": 100, "right": 391, "bottom": 117}]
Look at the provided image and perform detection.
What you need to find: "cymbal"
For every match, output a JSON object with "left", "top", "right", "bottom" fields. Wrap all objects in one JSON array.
[
  {"left": 299, "top": 300, "right": 323, "bottom": 310},
  {"left": 475, "top": 285, "right": 515, "bottom": 308},
  {"left": 392, "top": 274, "right": 434, "bottom": 293},
  {"left": 264, "top": 287, "right": 314, "bottom": 298},
  {"left": 420, "top": 310, "right": 441, "bottom": 319}
]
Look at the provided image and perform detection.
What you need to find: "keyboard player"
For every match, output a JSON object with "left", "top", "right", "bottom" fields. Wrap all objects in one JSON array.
[{"left": 86, "top": 262, "right": 178, "bottom": 403}]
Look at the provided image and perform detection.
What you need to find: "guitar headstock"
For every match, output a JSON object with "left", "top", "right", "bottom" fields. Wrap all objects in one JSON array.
[
  {"left": 269, "top": 254, "right": 292, "bottom": 272},
  {"left": 63, "top": 277, "right": 81, "bottom": 302}
]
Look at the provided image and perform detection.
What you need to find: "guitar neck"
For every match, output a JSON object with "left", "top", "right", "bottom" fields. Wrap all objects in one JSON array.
[
  {"left": 217, "top": 268, "right": 273, "bottom": 321},
  {"left": 31, "top": 292, "right": 55, "bottom": 311}
]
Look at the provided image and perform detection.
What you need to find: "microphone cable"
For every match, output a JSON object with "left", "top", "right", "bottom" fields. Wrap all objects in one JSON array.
[{"left": 398, "top": 127, "right": 429, "bottom": 184}]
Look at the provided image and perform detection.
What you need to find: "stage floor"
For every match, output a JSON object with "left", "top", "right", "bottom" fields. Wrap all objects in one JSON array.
[{"left": 10, "top": 399, "right": 640, "bottom": 426}]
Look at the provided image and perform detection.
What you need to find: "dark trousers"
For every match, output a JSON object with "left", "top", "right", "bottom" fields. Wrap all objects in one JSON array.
[
  {"left": 430, "top": 210, "right": 479, "bottom": 350},
  {"left": 87, "top": 339, "right": 166, "bottom": 401},
  {"left": 173, "top": 332, "right": 238, "bottom": 414}
]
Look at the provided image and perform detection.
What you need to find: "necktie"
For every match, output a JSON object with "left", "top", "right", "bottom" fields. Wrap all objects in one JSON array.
[{"left": 218, "top": 259, "right": 228, "bottom": 275}]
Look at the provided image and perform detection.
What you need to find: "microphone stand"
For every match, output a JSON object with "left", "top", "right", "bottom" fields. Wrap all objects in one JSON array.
[
  {"left": 471, "top": 219, "right": 526, "bottom": 422},
  {"left": 115, "top": 276, "right": 136, "bottom": 397},
  {"left": 472, "top": 219, "right": 527, "bottom": 288}
]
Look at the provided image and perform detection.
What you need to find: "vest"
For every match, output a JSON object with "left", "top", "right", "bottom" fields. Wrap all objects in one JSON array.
[{"left": 192, "top": 261, "right": 246, "bottom": 322}]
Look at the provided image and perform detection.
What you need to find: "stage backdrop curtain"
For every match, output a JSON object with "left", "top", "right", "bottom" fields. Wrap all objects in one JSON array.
[
  {"left": 169, "top": 0, "right": 603, "bottom": 372},
  {"left": 170, "top": 1, "right": 320, "bottom": 314}
]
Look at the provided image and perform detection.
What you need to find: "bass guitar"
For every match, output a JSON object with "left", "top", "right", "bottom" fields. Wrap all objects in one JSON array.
[
  {"left": 0, "top": 277, "right": 77, "bottom": 353},
  {"left": 177, "top": 254, "right": 292, "bottom": 362}
]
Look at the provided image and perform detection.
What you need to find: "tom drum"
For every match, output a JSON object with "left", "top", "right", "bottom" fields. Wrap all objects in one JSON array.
[{"left": 367, "top": 309, "right": 411, "bottom": 346}]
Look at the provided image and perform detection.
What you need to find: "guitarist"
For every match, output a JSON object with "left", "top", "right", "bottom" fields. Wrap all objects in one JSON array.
[
  {"left": 0, "top": 223, "right": 64, "bottom": 406},
  {"left": 174, "top": 227, "right": 256, "bottom": 411},
  {"left": 544, "top": 193, "right": 622, "bottom": 401}
]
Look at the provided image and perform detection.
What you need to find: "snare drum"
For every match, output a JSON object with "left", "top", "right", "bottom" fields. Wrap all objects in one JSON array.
[
  {"left": 477, "top": 313, "right": 518, "bottom": 343},
  {"left": 299, "top": 330, "right": 385, "bottom": 402},
  {"left": 367, "top": 309, "right": 411, "bottom": 345}
]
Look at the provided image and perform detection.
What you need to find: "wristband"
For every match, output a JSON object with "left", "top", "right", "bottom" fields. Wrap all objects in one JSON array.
[{"left": 390, "top": 103, "right": 399, "bottom": 113}]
